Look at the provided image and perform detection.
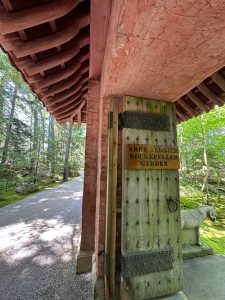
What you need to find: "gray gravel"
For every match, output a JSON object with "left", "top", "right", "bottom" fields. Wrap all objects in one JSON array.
[{"left": 0, "top": 174, "right": 93, "bottom": 300}]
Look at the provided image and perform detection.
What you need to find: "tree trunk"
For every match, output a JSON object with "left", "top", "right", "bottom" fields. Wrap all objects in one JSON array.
[
  {"left": 216, "top": 171, "right": 221, "bottom": 204},
  {"left": 33, "top": 142, "right": 41, "bottom": 184},
  {"left": 0, "top": 84, "right": 5, "bottom": 146},
  {"left": 0, "top": 77, "right": 6, "bottom": 115},
  {"left": 1, "top": 86, "right": 17, "bottom": 164},
  {"left": 47, "top": 115, "right": 55, "bottom": 176},
  {"left": 30, "top": 103, "right": 39, "bottom": 173},
  {"left": 179, "top": 124, "right": 188, "bottom": 173},
  {"left": 63, "top": 124, "right": 73, "bottom": 181},
  {"left": 47, "top": 115, "right": 51, "bottom": 170},
  {"left": 200, "top": 115, "right": 210, "bottom": 204},
  {"left": 39, "top": 106, "right": 46, "bottom": 152}
]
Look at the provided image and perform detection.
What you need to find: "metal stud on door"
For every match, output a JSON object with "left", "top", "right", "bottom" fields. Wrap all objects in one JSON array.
[{"left": 121, "top": 96, "right": 183, "bottom": 300}]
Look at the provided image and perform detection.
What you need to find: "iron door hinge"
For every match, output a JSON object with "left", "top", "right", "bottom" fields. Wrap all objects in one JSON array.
[
  {"left": 108, "top": 112, "right": 113, "bottom": 129},
  {"left": 104, "top": 252, "right": 109, "bottom": 276},
  {"left": 118, "top": 112, "right": 123, "bottom": 130},
  {"left": 121, "top": 248, "right": 174, "bottom": 279},
  {"left": 118, "top": 111, "right": 170, "bottom": 131}
]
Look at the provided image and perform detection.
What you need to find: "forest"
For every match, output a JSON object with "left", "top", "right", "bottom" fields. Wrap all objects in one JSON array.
[
  {"left": 0, "top": 50, "right": 86, "bottom": 207},
  {"left": 178, "top": 102, "right": 225, "bottom": 254},
  {"left": 0, "top": 50, "right": 225, "bottom": 254}
]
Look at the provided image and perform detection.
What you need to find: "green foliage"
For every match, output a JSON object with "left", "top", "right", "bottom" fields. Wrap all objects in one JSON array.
[
  {"left": 200, "top": 222, "right": 225, "bottom": 255},
  {"left": 180, "top": 174, "right": 225, "bottom": 255},
  {"left": 0, "top": 47, "right": 86, "bottom": 208},
  {"left": 179, "top": 106, "right": 225, "bottom": 254},
  {"left": 178, "top": 106, "right": 225, "bottom": 174},
  {"left": 0, "top": 178, "right": 61, "bottom": 209},
  {"left": 0, "top": 191, "right": 26, "bottom": 208}
]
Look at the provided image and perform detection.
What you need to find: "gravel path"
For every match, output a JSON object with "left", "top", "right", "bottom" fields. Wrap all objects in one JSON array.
[{"left": 0, "top": 174, "right": 93, "bottom": 300}]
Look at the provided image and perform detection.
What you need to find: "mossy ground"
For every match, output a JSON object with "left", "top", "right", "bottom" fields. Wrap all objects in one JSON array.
[
  {"left": 0, "top": 173, "right": 224, "bottom": 255},
  {"left": 0, "top": 179, "right": 61, "bottom": 208}
]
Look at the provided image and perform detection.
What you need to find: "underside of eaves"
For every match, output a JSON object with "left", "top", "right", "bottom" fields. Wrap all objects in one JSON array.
[{"left": 0, "top": 0, "right": 225, "bottom": 125}]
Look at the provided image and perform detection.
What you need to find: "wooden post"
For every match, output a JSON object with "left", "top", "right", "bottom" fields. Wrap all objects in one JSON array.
[{"left": 105, "top": 98, "right": 118, "bottom": 299}]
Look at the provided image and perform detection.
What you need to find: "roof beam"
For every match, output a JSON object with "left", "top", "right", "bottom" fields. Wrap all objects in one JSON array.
[
  {"left": 69, "top": 100, "right": 86, "bottom": 125},
  {"left": 33, "top": 56, "right": 89, "bottom": 89},
  {"left": 48, "top": 92, "right": 86, "bottom": 111},
  {"left": 18, "top": 36, "right": 89, "bottom": 76},
  {"left": 89, "top": 0, "right": 112, "bottom": 78},
  {"left": 41, "top": 69, "right": 88, "bottom": 97},
  {"left": 81, "top": 86, "right": 88, "bottom": 92},
  {"left": 211, "top": 72, "right": 225, "bottom": 92},
  {"left": 56, "top": 100, "right": 86, "bottom": 123},
  {"left": 47, "top": 89, "right": 84, "bottom": 109},
  {"left": 186, "top": 91, "right": 211, "bottom": 112},
  {"left": 0, "top": 0, "right": 80, "bottom": 34},
  {"left": 197, "top": 83, "right": 224, "bottom": 107},
  {"left": 0, "top": 14, "right": 89, "bottom": 58},
  {"left": 49, "top": 94, "right": 83, "bottom": 113},
  {"left": 52, "top": 101, "right": 83, "bottom": 117},
  {"left": 1, "top": 0, "right": 13, "bottom": 12},
  {"left": 77, "top": 110, "right": 81, "bottom": 127},
  {"left": 176, "top": 117, "right": 182, "bottom": 124},
  {"left": 56, "top": 101, "right": 85, "bottom": 122},
  {"left": 176, "top": 107, "right": 188, "bottom": 121},
  {"left": 45, "top": 81, "right": 88, "bottom": 105},
  {"left": 178, "top": 98, "right": 197, "bottom": 116},
  {"left": 49, "top": 20, "right": 65, "bottom": 70}
]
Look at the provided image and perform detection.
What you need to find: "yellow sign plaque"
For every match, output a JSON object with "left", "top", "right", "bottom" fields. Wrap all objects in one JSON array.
[{"left": 126, "top": 144, "right": 180, "bottom": 170}]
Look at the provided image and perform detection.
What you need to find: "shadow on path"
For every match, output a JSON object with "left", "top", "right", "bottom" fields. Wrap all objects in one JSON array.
[{"left": 0, "top": 174, "right": 92, "bottom": 300}]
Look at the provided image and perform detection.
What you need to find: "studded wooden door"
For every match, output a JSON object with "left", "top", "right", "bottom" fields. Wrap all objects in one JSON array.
[{"left": 121, "top": 96, "right": 183, "bottom": 300}]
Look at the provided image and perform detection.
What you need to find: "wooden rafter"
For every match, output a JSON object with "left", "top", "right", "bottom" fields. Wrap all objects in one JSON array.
[
  {"left": 49, "top": 20, "right": 65, "bottom": 69},
  {"left": 1, "top": 0, "right": 13, "bottom": 12},
  {"left": 176, "top": 107, "right": 188, "bottom": 121},
  {"left": 56, "top": 100, "right": 86, "bottom": 124},
  {"left": 55, "top": 109, "right": 78, "bottom": 121},
  {"left": 0, "top": 14, "right": 89, "bottom": 58},
  {"left": 19, "top": 37, "right": 89, "bottom": 76},
  {"left": 186, "top": 91, "right": 211, "bottom": 112},
  {"left": 77, "top": 110, "right": 81, "bottom": 127},
  {"left": 0, "top": 0, "right": 80, "bottom": 34},
  {"left": 2, "top": 0, "right": 224, "bottom": 125},
  {"left": 49, "top": 95, "right": 83, "bottom": 113},
  {"left": 33, "top": 57, "right": 89, "bottom": 89},
  {"left": 69, "top": 100, "right": 86, "bottom": 125},
  {"left": 52, "top": 101, "right": 83, "bottom": 117},
  {"left": 211, "top": 72, "right": 225, "bottom": 92},
  {"left": 0, "top": 0, "right": 90, "bottom": 124},
  {"left": 178, "top": 98, "right": 197, "bottom": 116},
  {"left": 197, "top": 83, "right": 224, "bottom": 107},
  {"left": 176, "top": 117, "right": 182, "bottom": 124},
  {"left": 44, "top": 80, "right": 88, "bottom": 104},
  {"left": 41, "top": 70, "right": 88, "bottom": 98}
]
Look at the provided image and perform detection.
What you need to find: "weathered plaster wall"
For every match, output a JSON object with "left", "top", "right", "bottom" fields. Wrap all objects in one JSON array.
[
  {"left": 86, "top": 0, "right": 225, "bottom": 278},
  {"left": 101, "top": 0, "right": 225, "bottom": 101}
]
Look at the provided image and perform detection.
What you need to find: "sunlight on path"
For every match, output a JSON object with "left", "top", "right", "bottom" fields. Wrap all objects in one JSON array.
[{"left": 0, "top": 174, "right": 92, "bottom": 300}]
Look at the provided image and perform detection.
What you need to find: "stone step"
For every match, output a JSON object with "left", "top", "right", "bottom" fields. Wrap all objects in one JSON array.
[{"left": 182, "top": 243, "right": 213, "bottom": 260}]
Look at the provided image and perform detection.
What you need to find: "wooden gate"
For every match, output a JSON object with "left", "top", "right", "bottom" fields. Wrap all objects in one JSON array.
[{"left": 120, "top": 96, "right": 183, "bottom": 299}]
